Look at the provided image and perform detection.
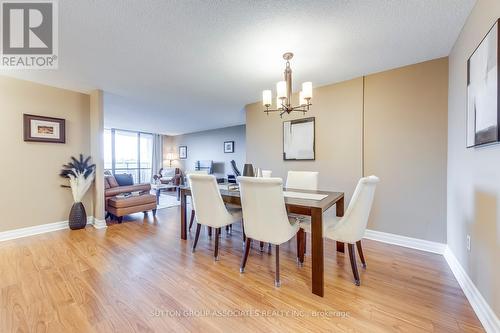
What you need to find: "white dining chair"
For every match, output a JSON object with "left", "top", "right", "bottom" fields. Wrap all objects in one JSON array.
[
  {"left": 298, "top": 175, "right": 379, "bottom": 286},
  {"left": 261, "top": 170, "right": 272, "bottom": 178},
  {"left": 237, "top": 176, "right": 299, "bottom": 287},
  {"left": 186, "top": 170, "right": 209, "bottom": 231},
  {"left": 285, "top": 171, "right": 319, "bottom": 263},
  {"left": 188, "top": 174, "right": 242, "bottom": 260},
  {"left": 286, "top": 171, "right": 319, "bottom": 191}
]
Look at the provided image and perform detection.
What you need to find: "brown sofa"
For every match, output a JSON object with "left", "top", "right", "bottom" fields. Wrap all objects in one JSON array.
[{"left": 104, "top": 174, "right": 157, "bottom": 222}]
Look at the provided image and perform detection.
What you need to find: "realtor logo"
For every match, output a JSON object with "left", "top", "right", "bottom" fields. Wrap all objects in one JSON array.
[{"left": 1, "top": 0, "right": 58, "bottom": 69}]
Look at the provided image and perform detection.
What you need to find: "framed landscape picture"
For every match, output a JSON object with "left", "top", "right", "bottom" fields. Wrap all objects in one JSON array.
[
  {"left": 224, "top": 141, "right": 234, "bottom": 153},
  {"left": 179, "top": 145, "right": 187, "bottom": 159},
  {"left": 23, "top": 114, "right": 65, "bottom": 143},
  {"left": 283, "top": 117, "right": 315, "bottom": 160},
  {"left": 467, "top": 19, "right": 500, "bottom": 148}
]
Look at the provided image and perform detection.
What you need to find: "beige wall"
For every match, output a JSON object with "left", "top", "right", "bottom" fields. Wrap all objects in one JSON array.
[
  {"left": 246, "top": 78, "right": 364, "bottom": 202},
  {"left": 364, "top": 58, "right": 448, "bottom": 242},
  {"left": 448, "top": 0, "right": 500, "bottom": 317},
  {"left": 245, "top": 58, "right": 448, "bottom": 243},
  {"left": 164, "top": 125, "right": 246, "bottom": 178},
  {"left": 0, "top": 76, "right": 92, "bottom": 232}
]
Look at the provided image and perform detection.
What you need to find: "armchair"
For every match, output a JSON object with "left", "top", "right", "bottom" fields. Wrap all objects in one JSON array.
[{"left": 155, "top": 167, "right": 183, "bottom": 186}]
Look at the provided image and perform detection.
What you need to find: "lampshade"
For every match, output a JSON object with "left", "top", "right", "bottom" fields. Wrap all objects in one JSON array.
[
  {"left": 276, "top": 81, "right": 287, "bottom": 99},
  {"left": 302, "top": 82, "right": 312, "bottom": 99},
  {"left": 299, "top": 91, "right": 307, "bottom": 106},
  {"left": 262, "top": 90, "right": 272, "bottom": 106},
  {"left": 276, "top": 97, "right": 283, "bottom": 109},
  {"left": 165, "top": 152, "right": 175, "bottom": 160}
]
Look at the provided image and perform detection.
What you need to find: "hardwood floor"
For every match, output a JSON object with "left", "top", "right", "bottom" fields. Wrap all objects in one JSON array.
[{"left": 0, "top": 206, "right": 483, "bottom": 332}]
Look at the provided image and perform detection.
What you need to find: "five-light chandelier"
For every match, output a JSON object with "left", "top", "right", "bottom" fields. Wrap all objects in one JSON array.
[{"left": 262, "top": 52, "right": 312, "bottom": 117}]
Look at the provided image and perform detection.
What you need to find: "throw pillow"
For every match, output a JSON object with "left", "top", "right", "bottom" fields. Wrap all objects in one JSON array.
[
  {"left": 104, "top": 177, "right": 110, "bottom": 189},
  {"left": 106, "top": 175, "right": 119, "bottom": 188},
  {"left": 114, "top": 173, "right": 134, "bottom": 186}
]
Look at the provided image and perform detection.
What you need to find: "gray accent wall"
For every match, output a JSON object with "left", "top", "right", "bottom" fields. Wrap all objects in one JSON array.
[
  {"left": 164, "top": 125, "right": 246, "bottom": 178},
  {"left": 448, "top": 0, "right": 500, "bottom": 317}
]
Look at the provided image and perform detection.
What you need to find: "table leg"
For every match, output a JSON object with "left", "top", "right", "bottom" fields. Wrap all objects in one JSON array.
[
  {"left": 336, "top": 196, "right": 345, "bottom": 253},
  {"left": 156, "top": 188, "right": 161, "bottom": 204},
  {"left": 311, "top": 207, "right": 324, "bottom": 297},
  {"left": 176, "top": 186, "right": 180, "bottom": 201},
  {"left": 181, "top": 190, "right": 187, "bottom": 240}
]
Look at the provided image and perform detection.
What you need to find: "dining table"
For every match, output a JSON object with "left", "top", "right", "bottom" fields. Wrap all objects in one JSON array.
[{"left": 179, "top": 184, "right": 345, "bottom": 297}]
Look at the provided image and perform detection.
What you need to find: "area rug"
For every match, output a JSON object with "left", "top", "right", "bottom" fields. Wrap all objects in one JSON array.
[{"left": 155, "top": 193, "right": 184, "bottom": 210}]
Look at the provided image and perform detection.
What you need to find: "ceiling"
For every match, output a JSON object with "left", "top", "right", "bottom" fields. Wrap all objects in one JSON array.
[{"left": 1, "top": 0, "right": 476, "bottom": 135}]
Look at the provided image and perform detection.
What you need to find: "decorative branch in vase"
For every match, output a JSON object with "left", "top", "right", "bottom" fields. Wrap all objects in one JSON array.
[{"left": 60, "top": 154, "right": 96, "bottom": 230}]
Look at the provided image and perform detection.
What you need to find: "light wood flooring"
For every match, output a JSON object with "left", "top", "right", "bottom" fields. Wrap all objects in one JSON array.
[{"left": 0, "top": 205, "right": 484, "bottom": 332}]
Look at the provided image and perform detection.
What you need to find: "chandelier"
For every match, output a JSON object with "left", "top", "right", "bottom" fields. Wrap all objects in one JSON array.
[{"left": 262, "top": 52, "right": 312, "bottom": 117}]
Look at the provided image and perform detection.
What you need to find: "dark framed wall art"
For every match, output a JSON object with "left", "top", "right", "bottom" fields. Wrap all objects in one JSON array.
[
  {"left": 23, "top": 114, "right": 66, "bottom": 143},
  {"left": 467, "top": 19, "right": 500, "bottom": 148},
  {"left": 224, "top": 141, "right": 234, "bottom": 153},
  {"left": 179, "top": 145, "right": 187, "bottom": 159}
]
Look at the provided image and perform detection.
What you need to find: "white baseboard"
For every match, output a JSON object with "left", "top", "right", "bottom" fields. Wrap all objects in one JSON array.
[
  {"left": 0, "top": 216, "right": 96, "bottom": 242},
  {"left": 444, "top": 247, "right": 500, "bottom": 333},
  {"left": 364, "top": 229, "right": 446, "bottom": 254}
]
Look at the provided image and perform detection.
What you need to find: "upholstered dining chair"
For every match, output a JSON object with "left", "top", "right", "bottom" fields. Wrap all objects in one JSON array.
[
  {"left": 298, "top": 175, "right": 379, "bottom": 286},
  {"left": 237, "top": 176, "right": 299, "bottom": 287},
  {"left": 186, "top": 170, "right": 209, "bottom": 232},
  {"left": 285, "top": 171, "right": 319, "bottom": 263},
  {"left": 188, "top": 174, "right": 242, "bottom": 260},
  {"left": 261, "top": 170, "right": 272, "bottom": 178},
  {"left": 286, "top": 171, "right": 319, "bottom": 191}
]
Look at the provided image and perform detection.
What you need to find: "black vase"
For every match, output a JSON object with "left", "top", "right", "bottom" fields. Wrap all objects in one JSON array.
[
  {"left": 69, "top": 202, "right": 87, "bottom": 230},
  {"left": 243, "top": 164, "right": 255, "bottom": 177}
]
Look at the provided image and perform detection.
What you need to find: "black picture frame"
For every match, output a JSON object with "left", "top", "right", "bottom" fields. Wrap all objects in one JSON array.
[
  {"left": 283, "top": 117, "right": 315, "bottom": 161},
  {"left": 466, "top": 18, "right": 500, "bottom": 148},
  {"left": 179, "top": 146, "right": 187, "bottom": 159},
  {"left": 23, "top": 114, "right": 66, "bottom": 143},
  {"left": 224, "top": 141, "right": 234, "bottom": 153}
]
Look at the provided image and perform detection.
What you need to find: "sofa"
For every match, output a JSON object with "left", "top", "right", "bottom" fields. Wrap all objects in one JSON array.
[{"left": 104, "top": 173, "right": 157, "bottom": 222}]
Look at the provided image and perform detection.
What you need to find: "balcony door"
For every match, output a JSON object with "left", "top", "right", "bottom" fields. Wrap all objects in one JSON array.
[{"left": 104, "top": 129, "right": 154, "bottom": 183}]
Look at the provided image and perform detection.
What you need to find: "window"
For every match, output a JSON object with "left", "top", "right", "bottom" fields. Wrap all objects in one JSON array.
[{"left": 104, "top": 129, "right": 155, "bottom": 183}]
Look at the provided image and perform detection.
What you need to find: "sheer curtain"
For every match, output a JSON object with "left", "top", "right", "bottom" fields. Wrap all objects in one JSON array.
[{"left": 152, "top": 134, "right": 163, "bottom": 178}]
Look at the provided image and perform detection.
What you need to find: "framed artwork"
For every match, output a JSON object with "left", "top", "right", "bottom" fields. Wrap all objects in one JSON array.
[
  {"left": 23, "top": 114, "right": 65, "bottom": 143},
  {"left": 283, "top": 117, "right": 315, "bottom": 160},
  {"left": 179, "top": 146, "right": 187, "bottom": 159},
  {"left": 467, "top": 19, "right": 500, "bottom": 148},
  {"left": 224, "top": 141, "right": 234, "bottom": 153}
]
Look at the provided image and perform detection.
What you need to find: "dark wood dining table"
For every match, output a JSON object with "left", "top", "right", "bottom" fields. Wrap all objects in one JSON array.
[{"left": 179, "top": 185, "right": 345, "bottom": 297}]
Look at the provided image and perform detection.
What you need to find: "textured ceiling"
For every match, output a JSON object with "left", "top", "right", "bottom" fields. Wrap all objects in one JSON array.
[{"left": 1, "top": 0, "right": 476, "bottom": 135}]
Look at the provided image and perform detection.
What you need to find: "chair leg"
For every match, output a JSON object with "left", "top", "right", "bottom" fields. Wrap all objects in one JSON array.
[
  {"left": 268, "top": 243, "right": 272, "bottom": 254},
  {"left": 241, "top": 220, "right": 246, "bottom": 242},
  {"left": 296, "top": 229, "right": 305, "bottom": 266},
  {"left": 214, "top": 228, "right": 220, "bottom": 261},
  {"left": 192, "top": 223, "right": 201, "bottom": 253},
  {"left": 275, "top": 244, "right": 280, "bottom": 287},
  {"left": 356, "top": 240, "right": 366, "bottom": 268},
  {"left": 348, "top": 243, "right": 360, "bottom": 286},
  {"left": 260, "top": 241, "right": 264, "bottom": 252},
  {"left": 240, "top": 238, "right": 251, "bottom": 273},
  {"left": 188, "top": 210, "right": 195, "bottom": 231},
  {"left": 152, "top": 209, "right": 157, "bottom": 217},
  {"left": 208, "top": 226, "right": 212, "bottom": 238}
]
